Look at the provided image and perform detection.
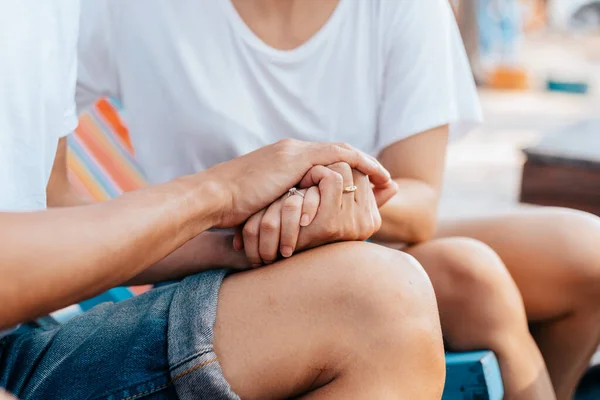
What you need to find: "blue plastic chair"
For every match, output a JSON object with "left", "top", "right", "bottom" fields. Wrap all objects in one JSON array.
[
  {"left": 48, "top": 287, "right": 135, "bottom": 324},
  {"left": 78, "top": 287, "right": 136, "bottom": 312},
  {"left": 444, "top": 351, "right": 504, "bottom": 399}
]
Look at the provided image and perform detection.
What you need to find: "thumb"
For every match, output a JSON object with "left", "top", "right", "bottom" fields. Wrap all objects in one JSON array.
[{"left": 373, "top": 180, "right": 398, "bottom": 207}]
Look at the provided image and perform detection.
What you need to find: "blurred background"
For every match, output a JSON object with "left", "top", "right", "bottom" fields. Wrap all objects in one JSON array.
[{"left": 443, "top": 0, "right": 600, "bottom": 220}]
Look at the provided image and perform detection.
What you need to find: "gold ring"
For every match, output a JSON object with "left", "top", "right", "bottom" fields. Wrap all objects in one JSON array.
[
  {"left": 287, "top": 188, "right": 305, "bottom": 198},
  {"left": 343, "top": 185, "right": 358, "bottom": 194}
]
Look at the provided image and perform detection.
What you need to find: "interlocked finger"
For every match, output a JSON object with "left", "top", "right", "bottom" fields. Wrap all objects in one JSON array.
[{"left": 327, "top": 162, "right": 355, "bottom": 207}]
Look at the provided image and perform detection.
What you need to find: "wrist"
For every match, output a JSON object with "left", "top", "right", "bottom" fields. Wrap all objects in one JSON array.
[
  {"left": 212, "top": 232, "right": 250, "bottom": 269},
  {"left": 176, "top": 171, "right": 229, "bottom": 236}
]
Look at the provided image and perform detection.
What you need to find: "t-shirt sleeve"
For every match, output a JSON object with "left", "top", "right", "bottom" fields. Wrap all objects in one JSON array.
[
  {"left": 76, "top": 0, "right": 120, "bottom": 115},
  {"left": 61, "top": 4, "right": 80, "bottom": 137},
  {"left": 374, "top": 0, "right": 483, "bottom": 156}
]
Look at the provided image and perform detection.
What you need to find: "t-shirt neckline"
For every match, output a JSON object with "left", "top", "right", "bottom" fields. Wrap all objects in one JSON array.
[{"left": 220, "top": 0, "right": 347, "bottom": 62}]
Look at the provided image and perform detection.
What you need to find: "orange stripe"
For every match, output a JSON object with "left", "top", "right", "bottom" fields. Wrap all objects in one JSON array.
[
  {"left": 129, "top": 285, "right": 152, "bottom": 295},
  {"left": 66, "top": 169, "right": 94, "bottom": 201},
  {"left": 81, "top": 117, "right": 146, "bottom": 184},
  {"left": 78, "top": 116, "right": 146, "bottom": 188},
  {"left": 67, "top": 148, "right": 113, "bottom": 201},
  {"left": 68, "top": 158, "right": 112, "bottom": 201},
  {"left": 76, "top": 118, "right": 144, "bottom": 192},
  {"left": 96, "top": 98, "right": 134, "bottom": 153}
]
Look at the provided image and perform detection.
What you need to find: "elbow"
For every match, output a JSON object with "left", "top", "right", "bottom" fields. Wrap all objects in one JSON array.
[
  {"left": 0, "top": 290, "right": 39, "bottom": 330},
  {"left": 406, "top": 211, "right": 438, "bottom": 244},
  {"left": 409, "top": 221, "right": 436, "bottom": 244},
  {"left": 0, "top": 307, "right": 22, "bottom": 331}
]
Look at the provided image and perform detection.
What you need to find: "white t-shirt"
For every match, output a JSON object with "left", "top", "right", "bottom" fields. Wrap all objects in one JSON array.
[
  {"left": 77, "top": 0, "right": 482, "bottom": 185},
  {"left": 0, "top": 1, "right": 80, "bottom": 337},
  {"left": 0, "top": 2, "right": 79, "bottom": 212}
]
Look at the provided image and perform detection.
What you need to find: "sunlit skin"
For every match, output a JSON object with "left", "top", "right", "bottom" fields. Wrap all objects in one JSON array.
[
  {"left": 4, "top": 137, "right": 447, "bottom": 399},
  {"left": 228, "top": 1, "right": 600, "bottom": 399}
]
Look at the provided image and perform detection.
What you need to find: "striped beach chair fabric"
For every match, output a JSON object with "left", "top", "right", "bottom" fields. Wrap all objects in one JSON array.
[
  {"left": 67, "top": 97, "right": 145, "bottom": 202},
  {"left": 51, "top": 98, "right": 149, "bottom": 323}
]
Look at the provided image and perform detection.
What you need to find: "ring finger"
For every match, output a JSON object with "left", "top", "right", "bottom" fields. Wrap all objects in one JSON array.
[
  {"left": 259, "top": 200, "right": 283, "bottom": 264},
  {"left": 280, "top": 193, "right": 304, "bottom": 258},
  {"left": 352, "top": 169, "right": 370, "bottom": 205},
  {"left": 300, "top": 186, "right": 320, "bottom": 226},
  {"left": 242, "top": 209, "right": 266, "bottom": 267},
  {"left": 328, "top": 162, "right": 355, "bottom": 207}
]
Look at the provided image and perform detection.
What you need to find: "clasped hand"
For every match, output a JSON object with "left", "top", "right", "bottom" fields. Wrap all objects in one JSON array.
[{"left": 234, "top": 162, "right": 395, "bottom": 266}]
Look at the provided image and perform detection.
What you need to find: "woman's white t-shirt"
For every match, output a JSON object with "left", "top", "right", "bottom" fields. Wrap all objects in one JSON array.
[{"left": 77, "top": 0, "right": 482, "bottom": 185}]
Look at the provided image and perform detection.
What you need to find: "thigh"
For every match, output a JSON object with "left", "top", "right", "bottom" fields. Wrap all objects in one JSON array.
[
  {"left": 435, "top": 208, "right": 600, "bottom": 320},
  {"left": 213, "top": 241, "right": 435, "bottom": 400}
]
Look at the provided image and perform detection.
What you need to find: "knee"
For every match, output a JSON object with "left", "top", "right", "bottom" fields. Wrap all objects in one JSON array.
[
  {"left": 543, "top": 209, "right": 600, "bottom": 301},
  {"left": 423, "top": 238, "right": 528, "bottom": 345},
  {"left": 426, "top": 237, "right": 520, "bottom": 303},
  {"left": 322, "top": 242, "right": 444, "bottom": 370},
  {"left": 325, "top": 242, "right": 439, "bottom": 327}
]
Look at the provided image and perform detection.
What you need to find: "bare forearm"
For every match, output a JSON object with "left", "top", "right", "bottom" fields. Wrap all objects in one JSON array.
[
  {"left": 48, "top": 180, "right": 247, "bottom": 285},
  {"left": 372, "top": 178, "right": 439, "bottom": 244},
  {"left": 47, "top": 186, "right": 93, "bottom": 208},
  {"left": 126, "top": 231, "right": 248, "bottom": 285},
  {"left": 0, "top": 173, "right": 221, "bottom": 329}
]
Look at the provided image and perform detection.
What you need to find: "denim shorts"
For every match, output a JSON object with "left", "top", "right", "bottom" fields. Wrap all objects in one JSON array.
[{"left": 0, "top": 270, "right": 239, "bottom": 400}]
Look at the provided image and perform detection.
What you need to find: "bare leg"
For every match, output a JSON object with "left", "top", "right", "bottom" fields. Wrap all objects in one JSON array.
[
  {"left": 213, "top": 242, "right": 445, "bottom": 399},
  {"left": 407, "top": 238, "right": 555, "bottom": 400},
  {"left": 435, "top": 207, "right": 600, "bottom": 400}
]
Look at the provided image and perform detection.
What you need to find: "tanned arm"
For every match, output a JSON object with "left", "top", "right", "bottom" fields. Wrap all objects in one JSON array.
[
  {"left": 373, "top": 125, "right": 449, "bottom": 244},
  {"left": 46, "top": 137, "right": 248, "bottom": 283},
  {"left": 1, "top": 139, "right": 392, "bottom": 329},
  {"left": 2, "top": 171, "right": 220, "bottom": 329}
]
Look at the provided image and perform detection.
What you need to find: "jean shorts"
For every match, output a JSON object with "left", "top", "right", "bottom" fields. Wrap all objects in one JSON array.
[{"left": 0, "top": 270, "right": 239, "bottom": 400}]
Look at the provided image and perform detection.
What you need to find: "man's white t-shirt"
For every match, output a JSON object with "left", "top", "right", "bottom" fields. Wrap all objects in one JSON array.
[
  {"left": 78, "top": 0, "right": 482, "bottom": 185},
  {"left": 0, "top": 2, "right": 79, "bottom": 212},
  {"left": 0, "top": 1, "right": 80, "bottom": 336}
]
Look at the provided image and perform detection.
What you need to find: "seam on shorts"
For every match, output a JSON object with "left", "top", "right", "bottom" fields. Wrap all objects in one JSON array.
[
  {"left": 171, "top": 357, "right": 218, "bottom": 382},
  {"left": 169, "top": 348, "right": 213, "bottom": 371},
  {"left": 117, "top": 357, "right": 218, "bottom": 400}
]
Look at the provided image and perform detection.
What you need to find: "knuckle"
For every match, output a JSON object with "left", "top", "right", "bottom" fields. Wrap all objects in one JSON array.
[
  {"left": 283, "top": 197, "right": 302, "bottom": 212},
  {"left": 330, "top": 171, "right": 344, "bottom": 185},
  {"left": 259, "top": 250, "right": 276, "bottom": 263},
  {"left": 334, "top": 142, "right": 353, "bottom": 150},
  {"left": 274, "top": 138, "right": 300, "bottom": 156},
  {"left": 327, "top": 143, "right": 345, "bottom": 157},
  {"left": 260, "top": 218, "right": 279, "bottom": 233},
  {"left": 277, "top": 138, "right": 298, "bottom": 148},
  {"left": 329, "top": 162, "right": 352, "bottom": 177},
  {"left": 242, "top": 223, "right": 259, "bottom": 238},
  {"left": 322, "top": 223, "right": 339, "bottom": 239}
]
